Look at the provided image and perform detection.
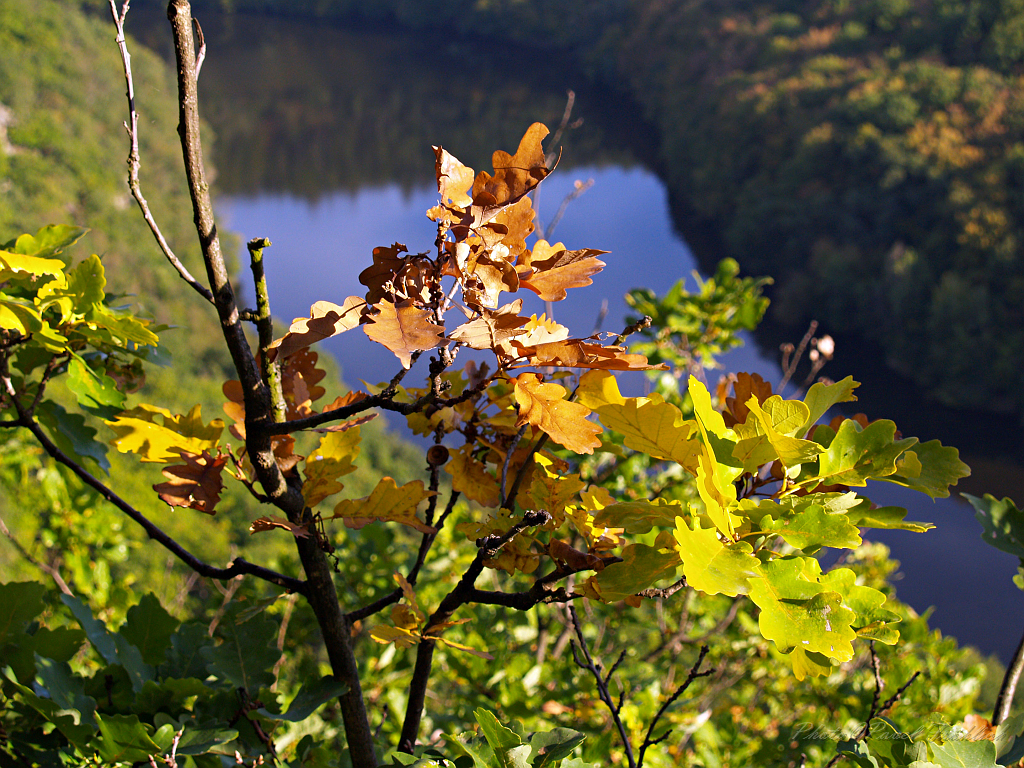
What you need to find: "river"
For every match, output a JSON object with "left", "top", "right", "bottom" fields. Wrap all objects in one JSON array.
[{"left": 132, "top": 8, "right": 1024, "bottom": 664}]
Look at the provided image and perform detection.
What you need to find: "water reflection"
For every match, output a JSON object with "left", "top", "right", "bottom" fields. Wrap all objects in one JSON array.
[{"left": 154, "top": 8, "right": 1024, "bottom": 663}]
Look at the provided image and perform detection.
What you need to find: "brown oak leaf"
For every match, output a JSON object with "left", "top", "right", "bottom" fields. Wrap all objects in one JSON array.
[
  {"left": 267, "top": 297, "right": 366, "bottom": 361},
  {"left": 517, "top": 240, "right": 608, "bottom": 302},
  {"left": 511, "top": 338, "right": 666, "bottom": 371},
  {"left": 363, "top": 298, "right": 444, "bottom": 369},
  {"left": 249, "top": 515, "right": 312, "bottom": 539},
  {"left": 724, "top": 372, "right": 773, "bottom": 428},
  {"left": 433, "top": 146, "right": 474, "bottom": 207},
  {"left": 154, "top": 450, "right": 227, "bottom": 514},
  {"left": 358, "top": 243, "right": 409, "bottom": 304},
  {"left": 449, "top": 299, "right": 530, "bottom": 350}
]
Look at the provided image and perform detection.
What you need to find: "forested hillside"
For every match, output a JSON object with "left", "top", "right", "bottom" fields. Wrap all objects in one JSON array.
[{"left": 157, "top": 0, "right": 1024, "bottom": 417}]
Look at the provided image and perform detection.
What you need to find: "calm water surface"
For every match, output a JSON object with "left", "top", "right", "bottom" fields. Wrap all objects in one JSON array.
[{"left": 173, "top": 9, "right": 1024, "bottom": 663}]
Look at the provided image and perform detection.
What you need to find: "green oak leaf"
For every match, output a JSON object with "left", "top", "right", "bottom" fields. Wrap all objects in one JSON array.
[
  {"left": 119, "top": 594, "right": 180, "bottom": 667},
  {"left": 527, "top": 728, "right": 586, "bottom": 767},
  {"left": 37, "top": 400, "right": 110, "bottom": 472},
  {"left": 748, "top": 557, "right": 857, "bottom": 661},
  {"left": 846, "top": 503, "right": 933, "bottom": 533},
  {"left": 800, "top": 376, "right": 859, "bottom": 435},
  {"left": 592, "top": 498, "right": 683, "bottom": 534},
  {"left": 257, "top": 675, "right": 349, "bottom": 722},
  {"left": 787, "top": 648, "right": 833, "bottom": 680},
  {"left": 475, "top": 708, "right": 530, "bottom": 767},
  {"left": 673, "top": 516, "right": 759, "bottom": 596},
  {"left": 737, "top": 396, "right": 825, "bottom": 470},
  {"left": 764, "top": 504, "right": 862, "bottom": 552},
  {"left": 2, "top": 224, "right": 87, "bottom": 258},
  {"left": 882, "top": 440, "right": 970, "bottom": 498},
  {"left": 66, "top": 354, "right": 126, "bottom": 416},
  {"left": 202, "top": 610, "right": 279, "bottom": 691},
  {"left": 925, "top": 737, "right": 998, "bottom": 767},
  {"left": 821, "top": 568, "right": 901, "bottom": 644},
  {"left": 61, "top": 594, "right": 153, "bottom": 692},
  {"left": 0, "top": 581, "right": 47, "bottom": 647},
  {"left": 817, "top": 419, "right": 918, "bottom": 486},
  {"left": 593, "top": 539, "right": 680, "bottom": 602},
  {"left": 965, "top": 494, "right": 1024, "bottom": 559},
  {"left": 94, "top": 713, "right": 169, "bottom": 764},
  {"left": 2, "top": 666, "right": 96, "bottom": 747}
]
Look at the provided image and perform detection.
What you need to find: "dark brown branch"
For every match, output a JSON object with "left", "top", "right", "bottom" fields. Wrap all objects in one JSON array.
[
  {"left": 636, "top": 645, "right": 713, "bottom": 768},
  {"left": 166, "top": 6, "right": 376, "bottom": 763},
  {"left": 107, "top": 0, "right": 214, "bottom": 306},
  {"left": 637, "top": 578, "right": 687, "bottom": 600},
  {"left": 6, "top": 403, "right": 304, "bottom": 593},
  {"left": 570, "top": 605, "right": 637, "bottom": 768},
  {"left": 994, "top": 623, "right": 1024, "bottom": 726},
  {"left": 399, "top": 510, "right": 553, "bottom": 752}
]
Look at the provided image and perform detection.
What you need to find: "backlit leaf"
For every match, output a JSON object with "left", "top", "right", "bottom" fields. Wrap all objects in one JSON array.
[
  {"left": 363, "top": 298, "right": 444, "bottom": 369},
  {"left": 818, "top": 418, "right": 918, "bottom": 487},
  {"left": 433, "top": 145, "right": 474, "bottom": 207},
  {"left": 471, "top": 122, "right": 552, "bottom": 208},
  {"left": 330, "top": 476, "right": 436, "bottom": 533},
  {"left": 302, "top": 427, "right": 361, "bottom": 507},
  {"left": 107, "top": 404, "right": 223, "bottom": 463},
  {"left": 801, "top": 376, "right": 859, "bottom": 434},
  {"left": 512, "top": 372, "right": 602, "bottom": 454},
  {"left": 268, "top": 297, "right": 366, "bottom": 361},
  {"left": 66, "top": 354, "right": 126, "bottom": 415},
  {"left": 517, "top": 240, "right": 608, "bottom": 301},
  {"left": 449, "top": 299, "right": 530, "bottom": 350},
  {"left": 591, "top": 538, "right": 680, "bottom": 602},
  {"left": 748, "top": 557, "right": 857, "bottom": 661},
  {"left": 152, "top": 450, "right": 227, "bottom": 513},
  {"left": 673, "top": 516, "right": 759, "bottom": 596},
  {"left": 881, "top": 439, "right": 970, "bottom": 498},
  {"left": 592, "top": 498, "right": 683, "bottom": 534},
  {"left": 763, "top": 504, "right": 862, "bottom": 551},
  {"left": 446, "top": 444, "right": 501, "bottom": 507}
]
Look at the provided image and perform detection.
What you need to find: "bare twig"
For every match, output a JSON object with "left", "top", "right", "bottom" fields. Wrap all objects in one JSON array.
[
  {"left": 637, "top": 645, "right": 713, "bottom": 768},
  {"left": 0, "top": 512, "right": 74, "bottom": 596},
  {"left": 824, "top": 649, "right": 921, "bottom": 768},
  {"left": 107, "top": 0, "right": 214, "bottom": 306},
  {"left": 994, "top": 623, "right": 1024, "bottom": 725},
  {"left": 778, "top": 321, "right": 817, "bottom": 393},
  {"left": 569, "top": 605, "right": 637, "bottom": 768}
]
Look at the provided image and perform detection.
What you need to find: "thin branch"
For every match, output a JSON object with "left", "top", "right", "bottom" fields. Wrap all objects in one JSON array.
[
  {"left": 399, "top": 510, "right": 553, "bottom": 752},
  {"left": 499, "top": 426, "right": 528, "bottom": 507},
  {"left": 107, "top": 0, "right": 214, "bottom": 306},
  {"left": 504, "top": 433, "right": 548, "bottom": 511},
  {"left": 778, "top": 320, "right": 817, "bottom": 394},
  {"left": 825, "top": 654, "right": 921, "bottom": 768},
  {"left": 637, "top": 578, "right": 687, "bottom": 600},
  {"left": 247, "top": 237, "right": 286, "bottom": 423},
  {"left": 1, "top": 369, "right": 304, "bottom": 592},
  {"left": 569, "top": 605, "right": 637, "bottom": 768},
  {"left": 994, "top": 623, "right": 1024, "bottom": 725},
  {"left": 546, "top": 178, "right": 594, "bottom": 240},
  {"left": 637, "top": 645, "right": 713, "bottom": 768},
  {"left": 0, "top": 512, "right": 74, "bottom": 596}
]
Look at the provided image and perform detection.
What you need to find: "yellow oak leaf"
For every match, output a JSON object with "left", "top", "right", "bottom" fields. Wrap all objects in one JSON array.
[
  {"left": 445, "top": 444, "right": 501, "bottom": 507},
  {"left": 512, "top": 372, "right": 602, "bottom": 455},
  {"left": 107, "top": 404, "right": 223, "bottom": 463},
  {"left": 432, "top": 146, "right": 474, "bottom": 208},
  {"left": 448, "top": 299, "right": 530, "bottom": 350},
  {"left": 329, "top": 477, "right": 437, "bottom": 534},
  {"left": 302, "top": 427, "right": 361, "bottom": 507}
]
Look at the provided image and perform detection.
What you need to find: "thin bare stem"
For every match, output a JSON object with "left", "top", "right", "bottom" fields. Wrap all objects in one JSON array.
[
  {"left": 107, "top": 0, "right": 214, "bottom": 306},
  {"left": 637, "top": 645, "right": 713, "bottom": 768},
  {"left": 995, "top": 627, "right": 1024, "bottom": 725},
  {"left": 570, "top": 605, "right": 636, "bottom": 768},
  {"left": 0, "top": 512, "right": 74, "bottom": 596}
]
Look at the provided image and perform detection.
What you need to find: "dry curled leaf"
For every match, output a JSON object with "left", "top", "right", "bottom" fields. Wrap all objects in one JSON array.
[
  {"left": 267, "top": 297, "right": 366, "bottom": 362},
  {"left": 512, "top": 338, "right": 666, "bottom": 371},
  {"left": 249, "top": 515, "right": 312, "bottom": 539},
  {"left": 449, "top": 299, "right": 530, "bottom": 350}
]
